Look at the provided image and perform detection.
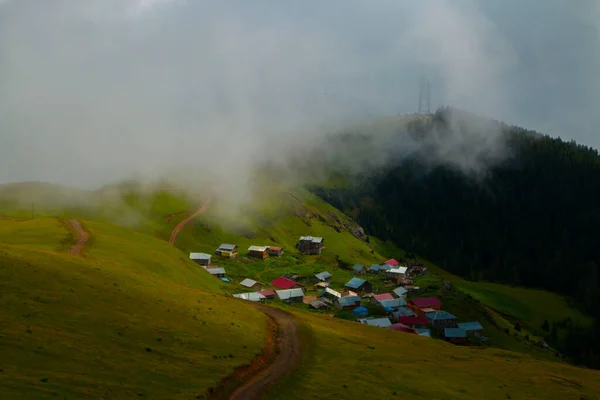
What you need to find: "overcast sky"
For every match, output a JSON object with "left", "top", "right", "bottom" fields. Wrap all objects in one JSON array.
[{"left": 1, "top": 0, "right": 599, "bottom": 188}]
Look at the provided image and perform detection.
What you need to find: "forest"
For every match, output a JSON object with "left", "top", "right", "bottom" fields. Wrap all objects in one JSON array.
[{"left": 309, "top": 107, "right": 600, "bottom": 368}]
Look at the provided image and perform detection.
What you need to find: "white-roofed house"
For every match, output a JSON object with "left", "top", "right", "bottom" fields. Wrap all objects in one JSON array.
[
  {"left": 206, "top": 267, "right": 226, "bottom": 278},
  {"left": 233, "top": 292, "right": 265, "bottom": 302},
  {"left": 189, "top": 252, "right": 212, "bottom": 267},
  {"left": 239, "top": 278, "right": 262, "bottom": 291},
  {"left": 386, "top": 266, "right": 408, "bottom": 282},
  {"left": 392, "top": 286, "right": 408, "bottom": 299},
  {"left": 276, "top": 288, "right": 305, "bottom": 303}
]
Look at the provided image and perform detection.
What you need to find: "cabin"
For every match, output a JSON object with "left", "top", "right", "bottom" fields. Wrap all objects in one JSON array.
[
  {"left": 360, "top": 317, "right": 392, "bottom": 328},
  {"left": 378, "top": 298, "right": 407, "bottom": 311},
  {"left": 268, "top": 246, "right": 284, "bottom": 256},
  {"left": 258, "top": 289, "right": 276, "bottom": 299},
  {"left": 271, "top": 276, "right": 304, "bottom": 291},
  {"left": 309, "top": 300, "right": 330, "bottom": 310},
  {"left": 240, "top": 278, "right": 262, "bottom": 291},
  {"left": 369, "top": 264, "right": 382, "bottom": 274},
  {"left": 384, "top": 258, "right": 400, "bottom": 266},
  {"left": 318, "top": 287, "right": 341, "bottom": 302},
  {"left": 216, "top": 244, "right": 238, "bottom": 258},
  {"left": 444, "top": 328, "right": 468, "bottom": 345},
  {"left": 371, "top": 293, "right": 394, "bottom": 304},
  {"left": 386, "top": 266, "right": 408, "bottom": 282},
  {"left": 397, "top": 316, "right": 429, "bottom": 329},
  {"left": 206, "top": 267, "right": 226, "bottom": 279},
  {"left": 388, "top": 323, "right": 417, "bottom": 335},
  {"left": 392, "top": 286, "right": 408, "bottom": 299},
  {"left": 352, "top": 264, "right": 366, "bottom": 275},
  {"left": 248, "top": 245, "right": 269, "bottom": 260},
  {"left": 409, "top": 297, "right": 442, "bottom": 316},
  {"left": 335, "top": 295, "right": 362, "bottom": 310},
  {"left": 426, "top": 311, "right": 458, "bottom": 329},
  {"left": 189, "top": 252, "right": 212, "bottom": 266},
  {"left": 276, "top": 288, "right": 305, "bottom": 303},
  {"left": 344, "top": 277, "right": 373, "bottom": 293},
  {"left": 233, "top": 292, "right": 265, "bottom": 302},
  {"left": 379, "top": 264, "right": 393, "bottom": 273},
  {"left": 458, "top": 321, "right": 484, "bottom": 337},
  {"left": 297, "top": 236, "right": 324, "bottom": 255},
  {"left": 312, "top": 271, "right": 333, "bottom": 283}
]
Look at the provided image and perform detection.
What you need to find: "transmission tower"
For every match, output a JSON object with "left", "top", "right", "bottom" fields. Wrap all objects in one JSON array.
[{"left": 417, "top": 77, "right": 431, "bottom": 115}]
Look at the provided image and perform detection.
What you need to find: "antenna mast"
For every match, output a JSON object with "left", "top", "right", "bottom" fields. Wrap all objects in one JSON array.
[{"left": 417, "top": 77, "right": 431, "bottom": 115}]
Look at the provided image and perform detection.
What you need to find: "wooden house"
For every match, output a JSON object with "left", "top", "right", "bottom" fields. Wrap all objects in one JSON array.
[
  {"left": 216, "top": 244, "right": 238, "bottom": 258},
  {"left": 206, "top": 267, "right": 226, "bottom": 279},
  {"left": 312, "top": 271, "right": 332, "bottom": 283},
  {"left": 458, "top": 322, "right": 484, "bottom": 338},
  {"left": 408, "top": 297, "right": 442, "bottom": 317},
  {"left": 444, "top": 328, "right": 468, "bottom": 345},
  {"left": 189, "top": 252, "right": 211, "bottom": 266},
  {"left": 309, "top": 300, "right": 330, "bottom": 310},
  {"left": 258, "top": 289, "right": 276, "bottom": 299},
  {"left": 426, "top": 311, "right": 458, "bottom": 329},
  {"left": 392, "top": 286, "right": 408, "bottom": 299},
  {"left": 344, "top": 277, "right": 373, "bottom": 293},
  {"left": 297, "top": 236, "right": 324, "bottom": 255},
  {"left": 268, "top": 246, "right": 284, "bottom": 256},
  {"left": 318, "top": 287, "right": 341, "bottom": 302},
  {"left": 248, "top": 245, "right": 269, "bottom": 260},
  {"left": 352, "top": 264, "right": 366, "bottom": 275},
  {"left": 386, "top": 266, "right": 408, "bottom": 282},
  {"left": 335, "top": 295, "right": 362, "bottom": 310},
  {"left": 276, "top": 288, "right": 305, "bottom": 303},
  {"left": 240, "top": 278, "right": 262, "bottom": 291}
]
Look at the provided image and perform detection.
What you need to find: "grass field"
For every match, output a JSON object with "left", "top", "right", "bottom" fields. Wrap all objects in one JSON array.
[
  {"left": 263, "top": 311, "right": 600, "bottom": 400},
  {"left": 0, "top": 218, "right": 266, "bottom": 399}
]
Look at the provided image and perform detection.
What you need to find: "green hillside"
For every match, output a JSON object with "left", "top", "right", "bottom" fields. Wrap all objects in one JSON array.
[{"left": 1, "top": 181, "right": 600, "bottom": 399}]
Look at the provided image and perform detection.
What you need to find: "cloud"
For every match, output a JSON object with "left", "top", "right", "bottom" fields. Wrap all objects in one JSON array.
[{"left": 0, "top": 0, "right": 598, "bottom": 211}]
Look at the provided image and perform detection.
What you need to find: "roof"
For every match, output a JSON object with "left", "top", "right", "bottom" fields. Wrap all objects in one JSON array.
[
  {"left": 373, "top": 293, "right": 394, "bottom": 301},
  {"left": 352, "top": 305, "right": 369, "bottom": 315},
  {"left": 269, "top": 246, "right": 282, "bottom": 251},
  {"left": 389, "top": 323, "right": 417, "bottom": 334},
  {"left": 458, "top": 321, "right": 484, "bottom": 331},
  {"left": 342, "top": 290, "right": 358, "bottom": 297},
  {"left": 426, "top": 311, "right": 456, "bottom": 321},
  {"left": 397, "top": 316, "right": 429, "bottom": 325},
  {"left": 353, "top": 264, "right": 365, "bottom": 271},
  {"left": 276, "top": 288, "right": 305, "bottom": 300},
  {"left": 319, "top": 287, "right": 341, "bottom": 298},
  {"left": 415, "top": 328, "right": 431, "bottom": 337},
  {"left": 233, "top": 292, "right": 265, "bottom": 302},
  {"left": 240, "top": 278, "right": 258, "bottom": 288},
  {"left": 248, "top": 245, "right": 268, "bottom": 252},
  {"left": 272, "top": 276, "right": 298, "bottom": 289},
  {"left": 370, "top": 264, "right": 381, "bottom": 271},
  {"left": 315, "top": 271, "right": 332, "bottom": 281},
  {"left": 207, "top": 267, "right": 226, "bottom": 275},
  {"left": 411, "top": 297, "right": 442, "bottom": 308},
  {"left": 388, "top": 267, "right": 408, "bottom": 274},
  {"left": 379, "top": 298, "right": 407, "bottom": 308},
  {"left": 217, "top": 244, "right": 237, "bottom": 251},
  {"left": 310, "top": 300, "right": 329, "bottom": 309},
  {"left": 364, "top": 318, "right": 392, "bottom": 328},
  {"left": 393, "top": 287, "right": 408, "bottom": 297},
  {"left": 258, "top": 289, "right": 276, "bottom": 297},
  {"left": 385, "top": 258, "right": 400, "bottom": 266},
  {"left": 345, "top": 277, "right": 367, "bottom": 289},
  {"left": 299, "top": 236, "right": 324, "bottom": 243},
  {"left": 445, "top": 328, "right": 467, "bottom": 338},
  {"left": 337, "top": 296, "right": 361, "bottom": 306},
  {"left": 379, "top": 264, "right": 393, "bottom": 271},
  {"left": 189, "top": 252, "right": 211, "bottom": 260},
  {"left": 391, "top": 308, "right": 416, "bottom": 318}
]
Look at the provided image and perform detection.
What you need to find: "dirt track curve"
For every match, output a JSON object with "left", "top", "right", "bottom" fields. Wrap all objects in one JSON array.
[
  {"left": 67, "top": 219, "right": 91, "bottom": 256},
  {"left": 168, "top": 200, "right": 211, "bottom": 245},
  {"left": 208, "top": 305, "right": 303, "bottom": 400}
]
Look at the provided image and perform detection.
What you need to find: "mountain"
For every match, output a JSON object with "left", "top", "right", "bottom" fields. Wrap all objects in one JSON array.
[{"left": 309, "top": 107, "right": 600, "bottom": 368}]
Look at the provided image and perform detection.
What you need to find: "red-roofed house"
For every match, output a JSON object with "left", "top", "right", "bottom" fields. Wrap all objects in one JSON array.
[
  {"left": 384, "top": 258, "right": 400, "bottom": 266},
  {"left": 370, "top": 293, "right": 394, "bottom": 304},
  {"left": 408, "top": 297, "right": 442, "bottom": 317},
  {"left": 271, "top": 277, "right": 304, "bottom": 291},
  {"left": 388, "top": 323, "right": 417, "bottom": 334},
  {"left": 258, "top": 289, "right": 276, "bottom": 299},
  {"left": 397, "top": 316, "right": 430, "bottom": 329}
]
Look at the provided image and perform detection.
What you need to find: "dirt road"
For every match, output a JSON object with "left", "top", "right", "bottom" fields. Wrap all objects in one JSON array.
[
  {"left": 168, "top": 200, "right": 211, "bottom": 245},
  {"left": 67, "top": 219, "right": 91, "bottom": 256},
  {"left": 225, "top": 305, "right": 302, "bottom": 400}
]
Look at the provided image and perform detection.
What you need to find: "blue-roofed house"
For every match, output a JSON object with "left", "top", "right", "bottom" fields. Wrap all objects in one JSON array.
[
  {"left": 392, "top": 286, "right": 408, "bottom": 299},
  {"left": 352, "top": 264, "right": 366, "bottom": 275},
  {"left": 458, "top": 321, "right": 484, "bottom": 337},
  {"left": 335, "top": 295, "right": 362, "bottom": 310},
  {"left": 312, "top": 271, "right": 333, "bottom": 283},
  {"left": 426, "top": 311, "right": 458, "bottom": 329},
  {"left": 379, "top": 264, "right": 393, "bottom": 273},
  {"left": 444, "top": 328, "right": 468, "bottom": 345},
  {"left": 415, "top": 328, "right": 431, "bottom": 337},
  {"left": 379, "top": 298, "right": 407, "bottom": 311},
  {"left": 369, "top": 264, "right": 382, "bottom": 274},
  {"left": 344, "top": 277, "right": 372, "bottom": 293}
]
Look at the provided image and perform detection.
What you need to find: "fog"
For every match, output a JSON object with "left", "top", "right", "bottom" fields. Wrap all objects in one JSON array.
[{"left": 1, "top": 0, "right": 599, "bottom": 200}]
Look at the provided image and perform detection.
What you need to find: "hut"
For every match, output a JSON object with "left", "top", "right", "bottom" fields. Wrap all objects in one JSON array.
[
  {"left": 189, "top": 252, "right": 212, "bottom": 266},
  {"left": 216, "top": 244, "right": 238, "bottom": 258},
  {"left": 268, "top": 246, "right": 284, "bottom": 256},
  {"left": 297, "top": 236, "right": 324, "bottom": 255},
  {"left": 248, "top": 245, "right": 269, "bottom": 260}
]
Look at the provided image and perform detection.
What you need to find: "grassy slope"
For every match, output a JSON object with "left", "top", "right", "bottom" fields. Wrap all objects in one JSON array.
[
  {"left": 264, "top": 312, "right": 600, "bottom": 400},
  {"left": 0, "top": 218, "right": 266, "bottom": 399}
]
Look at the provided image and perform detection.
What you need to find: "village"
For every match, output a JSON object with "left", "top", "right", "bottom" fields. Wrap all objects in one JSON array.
[{"left": 189, "top": 235, "right": 485, "bottom": 345}]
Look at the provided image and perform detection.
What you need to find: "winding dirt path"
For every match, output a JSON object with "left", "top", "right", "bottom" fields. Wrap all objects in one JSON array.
[
  {"left": 168, "top": 200, "right": 211, "bottom": 245},
  {"left": 208, "top": 305, "right": 303, "bottom": 400},
  {"left": 67, "top": 219, "right": 91, "bottom": 256}
]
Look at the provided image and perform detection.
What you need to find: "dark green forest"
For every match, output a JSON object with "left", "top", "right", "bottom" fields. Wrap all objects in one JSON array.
[{"left": 309, "top": 107, "right": 600, "bottom": 368}]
